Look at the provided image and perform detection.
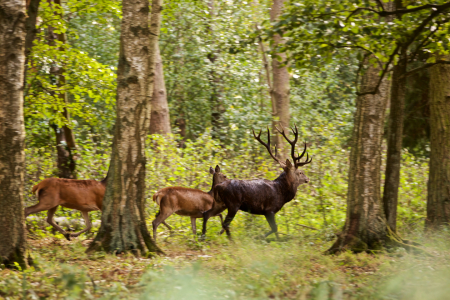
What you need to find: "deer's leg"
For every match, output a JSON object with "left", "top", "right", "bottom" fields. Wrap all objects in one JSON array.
[
  {"left": 162, "top": 221, "right": 172, "bottom": 231},
  {"left": 25, "top": 201, "right": 54, "bottom": 217},
  {"left": 152, "top": 208, "right": 172, "bottom": 241},
  {"left": 70, "top": 211, "right": 91, "bottom": 238},
  {"left": 191, "top": 217, "right": 197, "bottom": 237},
  {"left": 222, "top": 209, "right": 238, "bottom": 238},
  {"left": 46, "top": 206, "right": 71, "bottom": 241},
  {"left": 264, "top": 213, "right": 279, "bottom": 239},
  {"left": 201, "top": 210, "right": 214, "bottom": 237}
]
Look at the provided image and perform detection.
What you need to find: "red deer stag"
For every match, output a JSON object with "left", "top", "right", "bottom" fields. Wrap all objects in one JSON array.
[
  {"left": 213, "top": 125, "right": 311, "bottom": 239},
  {"left": 25, "top": 176, "right": 107, "bottom": 240},
  {"left": 152, "top": 165, "right": 227, "bottom": 240}
]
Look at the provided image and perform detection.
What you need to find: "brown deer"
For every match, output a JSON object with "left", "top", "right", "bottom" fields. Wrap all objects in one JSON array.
[
  {"left": 25, "top": 176, "right": 107, "bottom": 240},
  {"left": 211, "top": 125, "right": 311, "bottom": 239},
  {"left": 152, "top": 165, "right": 227, "bottom": 240}
]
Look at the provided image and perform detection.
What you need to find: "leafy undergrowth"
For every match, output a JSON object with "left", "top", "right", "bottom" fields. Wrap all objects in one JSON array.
[{"left": 1, "top": 228, "right": 450, "bottom": 299}]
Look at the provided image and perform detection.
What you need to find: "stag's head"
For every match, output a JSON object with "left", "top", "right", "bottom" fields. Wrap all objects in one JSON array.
[
  {"left": 253, "top": 125, "right": 311, "bottom": 186},
  {"left": 209, "top": 165, "right": 227, "bottom": 186}
]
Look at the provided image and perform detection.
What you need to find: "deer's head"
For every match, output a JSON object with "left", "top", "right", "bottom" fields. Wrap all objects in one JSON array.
[
  {"left": 209, "top": 165, "right": 227, "bottom": 186},
  {"left": 253, "top": 125, "right": 312, "bottom": 187}
]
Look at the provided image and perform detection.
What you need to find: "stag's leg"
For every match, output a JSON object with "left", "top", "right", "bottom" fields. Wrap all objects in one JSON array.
[
  {"left": 46, "top": 206, "right": 71, "bottom": 241},
  {"left": 191, "top": 217, "right": 197, "bottom": 237},
  {"left": 152, "top": 209, "right": 172, "bottom": 241},
  {"left": 222, "top": 209, "right": 238, "bottom": 238},
  {"left": 264, "top": 213, "right": 279, "bottom": 239},
  {"left": 201, "top": 210, "right": 215, "bottom": 237},
  {"left": 70, "top": 211, "right": 92, "bottom": 238}
]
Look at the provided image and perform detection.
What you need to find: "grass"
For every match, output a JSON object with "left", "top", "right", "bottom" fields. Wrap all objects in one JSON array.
[{"left": 2, "top": 224, "right": 450, "bottom": 299}]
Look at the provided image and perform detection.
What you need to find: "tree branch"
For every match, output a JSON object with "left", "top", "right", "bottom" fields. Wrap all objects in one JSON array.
[{"left": 401, "top": 60, "right": 450, "bottom": 78}]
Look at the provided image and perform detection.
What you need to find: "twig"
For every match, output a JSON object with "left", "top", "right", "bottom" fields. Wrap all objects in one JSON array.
[{"left": 295, "top": 223, "right": 318, "bottom": 230}]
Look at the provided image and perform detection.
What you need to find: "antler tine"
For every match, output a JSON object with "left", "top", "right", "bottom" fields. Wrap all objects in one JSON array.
[
  {"left": 276, "top": 124, "right": 300, "bottom": 164},
  {"left": 296, "top": 153, "right": 313, "bottom": 167},
  {"left": 295, "top": 141, "right": 307, "bottom": 162},
  {"left": 252, "top": 127, "right": 282, "bottom": 166}
]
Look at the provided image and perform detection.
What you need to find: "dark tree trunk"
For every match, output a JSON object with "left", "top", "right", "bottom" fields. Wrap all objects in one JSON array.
[
  {"left": 426, "top": 56, "right": 450, "bottom": 228},
  {"left": 48, "top": 0, "right": 77, "bottom": 179},
  {"left": 327, "top": 59, "right": 390, "bottom": 253},
  {"left": 87, "top": 0, "right": 162, "bottom": 255},
  {"left": 24, "top": 0, "right": 41, "bottom": 87},
  {"left": 0, "top": 0, "right": 30, "bottom": 269},
  {"left": 382, "top": 1, "right": 407, "bottom": 233},
  {"left": 382, "top": 52, "right": 407, "bottom": 232},
  {"left": 150, "top": 43, "right": 171, "bottom": 134},
  {"left": 270, "top": 0, "right": 290, "bottom": 157}
]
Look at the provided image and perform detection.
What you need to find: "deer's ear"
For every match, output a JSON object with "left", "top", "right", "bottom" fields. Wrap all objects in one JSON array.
[
  {"left": 285, "top": 159, "right": 294, "bottom": 169},
  {"left": 209, "top": 167, "right": 215, "bottom": 174},
  {"left": 215, "top": 165, "right": 221, "bottom": 173}
]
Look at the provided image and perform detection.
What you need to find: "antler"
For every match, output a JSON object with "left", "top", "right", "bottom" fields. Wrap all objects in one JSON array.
[
  {"left": 252, "top": 127, "right": 285, "bottom": 167},
  {"left": 275, "top": 124, "right": 312, "bottom": 168}
]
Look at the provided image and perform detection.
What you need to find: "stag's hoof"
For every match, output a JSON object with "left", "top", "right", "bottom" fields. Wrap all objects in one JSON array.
[{"left": 63, "top": 233, "right": 71, "bottom": 241}]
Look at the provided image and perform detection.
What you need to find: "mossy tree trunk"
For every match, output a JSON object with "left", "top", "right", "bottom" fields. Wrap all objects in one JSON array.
[
  {"left": 426, "top": 56, "right": 450, "bottom": 228},
  {"left": 327, "top": 59, "right": 390, "bottom": 253},
  {"left": 0, "top": 0, "right": 30, "bottom": 269},
  {"left": 87, "top": 0, "right": 162, "bottom": 255},
  {"left": 270, "top": 0, "right": 290, "bottom": 158}
]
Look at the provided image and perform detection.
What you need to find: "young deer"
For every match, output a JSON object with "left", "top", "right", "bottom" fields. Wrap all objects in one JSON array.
[
  {"left": 213, "top": 125, "right": 311, "bottom": 239},
  {"left": 152, "top": 165, "right": 227, "bottom": 240},
  {"left": 25, "top": 175, "right": 108, "bottom": 240}
]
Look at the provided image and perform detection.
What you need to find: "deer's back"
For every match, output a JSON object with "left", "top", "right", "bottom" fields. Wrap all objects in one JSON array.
[
  {"left": 216, "top": 179, "right": 287, "bottom": 214},
  {"left": 36, "top": 178, "right": 105, "bottom": 211},
  {"left": 156, "top": 186, "right": 214, "bottom": 216}
]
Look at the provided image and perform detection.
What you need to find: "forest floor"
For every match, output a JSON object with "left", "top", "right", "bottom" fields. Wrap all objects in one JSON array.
[{"left": 1, "top": 227, "right": 450, "bottom": 299}]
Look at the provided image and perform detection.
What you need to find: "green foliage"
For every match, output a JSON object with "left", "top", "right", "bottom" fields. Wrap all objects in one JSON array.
[{"left": 274, "top": 0, "right": 450, "bottom": 81}]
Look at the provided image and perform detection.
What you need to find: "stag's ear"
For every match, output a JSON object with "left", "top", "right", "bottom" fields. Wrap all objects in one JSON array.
[
  {"left": 285, "top": 159, "right": 294, "bottom": 169},
  {"left": 209, "top": 167, "right": 215, "bottom": 174},
  {"left": 215, "top": 165, "right": 221, "bottom": 173}
]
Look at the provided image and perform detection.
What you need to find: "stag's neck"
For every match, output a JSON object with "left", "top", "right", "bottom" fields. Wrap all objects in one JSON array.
[
  {"left": 274, "top": 172, "right": 298, "bottom": 203},
  {"left": 207, "top": 178, "right": 217, "bottom": 196}
]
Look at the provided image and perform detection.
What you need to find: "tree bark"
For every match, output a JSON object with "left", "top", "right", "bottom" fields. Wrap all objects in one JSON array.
[
  {"left": 382, "top": 1, "right": 406, "bottom": 233},
  {"left": 426, "top": 56, "right": 450, "bottom": 228},
  {"left": 207, "top": 0, "right": 225, "bottom": 142},
  {"left": 327, "top": 59, "right": 390, "bottom": 253},
  {"left": 150, "top": 42, "right": 171, "bottom": 134},
  {"left": 87, "top": 0, "right": 162, "bottom": 255},
  {"left": 270, "top": 0, "right": 290, "bottom": 157},
  {"left": 382, "top": 54, "right": 406, "bottom": 232},
  {"left": 0, "top": 0, "right": 30, "bottom": 269},
  {"left": 48, "top": 0, "right": 77, "bottom": 179},
  {"left": 24, "top": 0, "right": 40, "bottom": 87}
]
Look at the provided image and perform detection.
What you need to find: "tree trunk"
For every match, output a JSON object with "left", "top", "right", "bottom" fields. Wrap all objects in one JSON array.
[
  {"left": 207, "top": 0, "right": 225, "bottom": 142},
  {"left": 327, "top": 59, "right": 390, "bottom": 253},
  {"left": 426, "top": 56, "right": 450, "bottom": 228},
  {"left": 24, "top": 0, "right": 41, "bottom": 87},
  {"left": 270, "top": 0, "right": 290, "bottom": 157},
  {"left": 48, "top": 0, "right": 77, "bottom": 179},
  {"left": 0, "top": 0, "right": 30, "bottom": 269},
  {"left": 382, "top": 54, "right": 406, "bottom": 232},
  {"left": 382, "top": 1, "right": 406, "bottom": 233},
  {"left": 87, "top": 0, "right": 162, "bottom": 255},
  {"left": 150, "top": 43, "right": 171, "bottom": 134}
]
